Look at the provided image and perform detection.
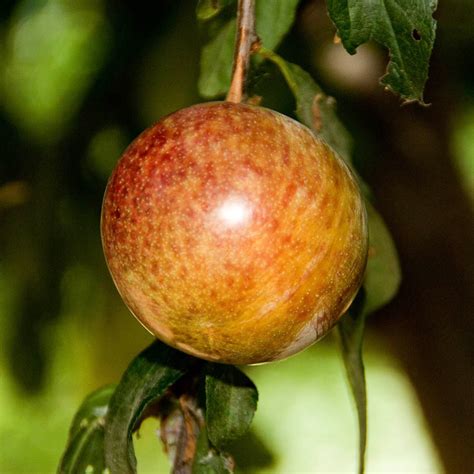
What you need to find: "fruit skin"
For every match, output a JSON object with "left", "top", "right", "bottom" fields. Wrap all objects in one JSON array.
[{"left": 101, "top": 102, "right": 368, "bottom": 365}]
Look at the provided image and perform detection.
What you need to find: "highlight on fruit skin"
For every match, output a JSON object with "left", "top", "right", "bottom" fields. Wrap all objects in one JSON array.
[{"left": 101, "top": 101, "right": 368, "bottom": 365}]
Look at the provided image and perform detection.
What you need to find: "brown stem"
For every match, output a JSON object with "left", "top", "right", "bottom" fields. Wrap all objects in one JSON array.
[
  {"left": 159, "top": 394, "right": 204, "bottom": 474},
  {"left": 226, "top": 0, "right": 258, "bottom": 103}
]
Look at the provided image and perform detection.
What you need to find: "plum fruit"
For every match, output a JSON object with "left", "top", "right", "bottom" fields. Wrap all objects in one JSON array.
[{"left": 101, "top": 102, "right": 368, "bottom": 365}]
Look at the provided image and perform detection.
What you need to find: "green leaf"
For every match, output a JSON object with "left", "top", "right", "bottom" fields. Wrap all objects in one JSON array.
[
  {"left": 255, "top": 0, "right": 302, "bottom": 51},
  {"left": 58, "top": 385, "right": 115, "bottom": 474},
  {"left": 205, "top": 364, "right": 258, "bottom": 450},
  {"left": 198, "top": 19, "right": 236, "bottom": 98},
  {"left": 326, "top": 0, "right": 437, "bottom": 103},
  {"left": 338, "top": 297, "right": 367, "bottom": 474},
  {"left": 198, "top": 0, "right": 301, "bottom": 98},
  {"left": 363, "top": 200, "right": 401, "bottom": 315},
  {"left": 258, "top": 49, "right": 352, "bottom": 163},
  {"left": 193, "top": 425, "right": 235, "bottom": 474},
  {"left": 103, "top": 340, "right": 198, "bottom": 474},
  {"left": 197, "top": 0, "right": 236, "bottom": 21},
  {"left": 338, "top": 202, "right": 401, "bottom": 474}
]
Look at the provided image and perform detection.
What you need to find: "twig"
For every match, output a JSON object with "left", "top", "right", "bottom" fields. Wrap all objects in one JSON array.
[
  {"left": 160, "top": 394, "right": 204, "bottom": 474},
  {"left": 226, "top": 0, "right": 258, "bottom": 103}
]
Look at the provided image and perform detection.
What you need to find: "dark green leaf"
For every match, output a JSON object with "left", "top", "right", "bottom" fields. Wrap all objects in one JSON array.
[
  {"left": 103, "top": 340, "right": 198, "bottom": 474},
  {"left": 205, "top": 364, "right": 258, "bottom": 450},
  {"left": 58, "top": 385, "right": 115, "bottom": 474},
  {"left": 338, "top": 298, "right": 367, "bottom": 474},
  {"left": 326, "top": 0, "right": 437, "bottom": 103},
  {"left": 338, "top": 202, "right": 401, "bottom": 474},
  {"left": 198, "top": 1, "right": 301, "bottom": 98},
  {"left": 258, "top": 49, "right": 352, "bottom": 163},
  {"left": 60, "top": 430, "right": 107, "bottom": 474},
  {"left": 197, "top": 0, "right": 236, "bottom": 21},
  {"left": 363, "top": 200, "right": 401, "bottom": 315},
  {"left": 193, "top": 425, "right": 235, "bottom": 474}
]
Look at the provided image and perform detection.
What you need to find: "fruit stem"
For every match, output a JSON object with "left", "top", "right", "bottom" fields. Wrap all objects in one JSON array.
[{"left": 226, "top": 0, "right": 259, "bottom": 103}]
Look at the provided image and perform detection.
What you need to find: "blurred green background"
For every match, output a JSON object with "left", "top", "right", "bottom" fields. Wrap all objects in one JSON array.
[{"left": 0, "top": 0, "right": 472, "bottom": 472}]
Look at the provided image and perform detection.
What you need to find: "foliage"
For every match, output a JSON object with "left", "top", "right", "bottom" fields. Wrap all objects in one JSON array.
[
  {"left": 327, "top": 0, "right": 438, "bottom": 103},
  {"left": 59, "top": 385, "right": 115, "bottom": 474},
  {"left": 193, "top": 426, "right": 234, "bottom": 473},
  {"left": 103, "top": 342, "right": 196, "bottom": 473},
  {"left": 198, "top": 0, "right": 302, "bottom": 98},
  {"left": 60, "top": 342, "right": 259, "bottom": 474},
  {"left": 197, "top": 0, "right": 235, "bottom": 21},
  {"left": 205, "top": 364, "right": 258, "bottom": 450}
]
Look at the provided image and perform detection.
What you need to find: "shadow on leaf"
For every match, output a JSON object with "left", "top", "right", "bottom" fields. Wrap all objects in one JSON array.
[{"left": 229, "top": 429, "right": 275, "bottom": 470}]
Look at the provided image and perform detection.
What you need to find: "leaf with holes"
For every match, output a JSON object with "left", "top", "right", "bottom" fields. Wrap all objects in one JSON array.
[
  {"left": 326, "top": 0, "right": 437, "bottom": 103},
  {"left": 58, "top": 385, "right": 115, "bottom": 474},
  {"left": 103, "top": 340, "right": 198, "bottom": 474}
]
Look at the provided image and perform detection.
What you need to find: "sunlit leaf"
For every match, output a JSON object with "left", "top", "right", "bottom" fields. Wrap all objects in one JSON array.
[
  {"left": 363, "top": 200, "right": 401, "bottom": 315},
  {"left": 326, "top": 0, "right": 437, "bottom": 103},
  {"left": 86, "top": 126, "right": 129, "bottom": 181},
  {"left": 205, "top": 364, "right": 258, "bottom": 450},
  {"left": 103, "top": 340, "right": 198, "bottom": 474},
  {"left": 197, "top": 0, "right": 236, "bottom": 21},
  {"left": 255, "top": 0, "right": 301, "bottom": 51},
  {"left": 198, "top": 19, "right": 236, "bottom": 98},
  {"left": 58, "top": 385, "right": 115, "bottom": 474},
  {"left": 452, "top": 106, "right": 474, "bottom": 202}
]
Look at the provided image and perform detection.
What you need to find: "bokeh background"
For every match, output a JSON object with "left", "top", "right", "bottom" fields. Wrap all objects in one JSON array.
[{"left": 0, "top": 0, "right": 472, "bottom": 472}]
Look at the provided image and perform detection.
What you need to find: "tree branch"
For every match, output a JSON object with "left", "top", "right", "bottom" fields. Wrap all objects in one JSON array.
[{"left": 226, "top": 0, "right": 258, "bottom": 103}]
